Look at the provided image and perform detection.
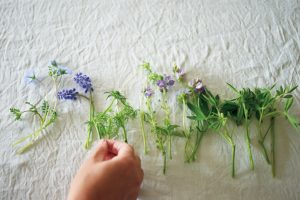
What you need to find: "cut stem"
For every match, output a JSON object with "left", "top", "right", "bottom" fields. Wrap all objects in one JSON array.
[
  {"left": 168, "top": 134, "right": 172, "bottom": 160},
  {"left": 231, "top": 143, "right": 236, "bottom": 178},
  {"left": 271, "top": 117, "right": 276, "bottom": 177},
  {"left": 85, "top": 91, "right": 95, "bottom": 149},
  {"left": 140, "top": 111, "right": 149, "bottom": 154},
  {"left": 259, "top": 140, "right": 270, "bottom": 164},
  {"left": 245, "top": 120, "right": 254, "bottom": 170},
  {"left": 121, "top": 125, "right": 128, "bottom": 143}
]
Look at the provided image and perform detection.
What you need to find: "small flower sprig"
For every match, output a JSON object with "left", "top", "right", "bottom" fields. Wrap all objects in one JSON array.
[
  {"left": 187, "top": 87, "right": 236, "bottom": 177},
  {"left": 173, "top": 65, "right": 209, "bottom": 163},
  {"left": 10, "top": 61, "right": 70, "bottom": 154},
  {"left": 57, "top": 72, "right": 95, "bottom": 149},
  {"left": 181, "top": 79, "right": 208, "bottom": 163},
  {"left": 224, "top": 83, "right": 256, "bottom": 170},
  {"left": 140, "top": 62, "right": 179, "bottom": 174}
]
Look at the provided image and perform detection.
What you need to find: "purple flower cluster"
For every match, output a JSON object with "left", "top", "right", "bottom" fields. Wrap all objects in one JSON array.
[
  {"left": 144, "top": 87, "right": 154, "bottom": 98},
  {"left": 57, "top": 88, "right": 78, "bottom": 100},
  {"left": 189, "top": 79, "right": 205, "bottom": 93},
  {"left": 74, "top": 73, "right": 93, "bottom": 93},
  {"left": 156, "top": 75, "right": 175, "bottom": 92}
]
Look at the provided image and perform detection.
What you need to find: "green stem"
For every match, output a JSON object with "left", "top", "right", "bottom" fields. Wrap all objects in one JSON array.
[
  {"left": 121, "top": 125, "right": 128, "bottom": 143},
  {"left": 258, "top": 119, "right": 270, "bottom": 164},
  {"left": 190, "top": 130, "right": 204, "bottom": 162},
  {"left": 17, "top": 142, "right": 34, "bottom": 154},
  {"left": 13, "top": 134, "right": 34, "bottom": 147},
  {"left": 245, "top": 121, "right": 254, "bottom": 170},
  {"left": 231, "top": 143, "right": 236, "bottom": 178},
  {"left": 259, "top": 140, "right": 270, "bottom": 164},
  {"left": 78, "top": 94, "right": 90, "bottom": 101},
  {"left": 35, "top": 112, "right": 44, "bottom": 126},
  {"left": 162, "top": 89, "right": 172, "bottom": 159},
  {"left": 162, "top": 89, "right": 171, "bottom": 125},
  {"left": 163, "top": 149, "right": 167, "bottom": 174},
  {"left": 182, "top": 99, "right": 189, "bottom": 137},
  {"left": 271, "top": 117, "right": 276, "bottom": 177},
  {"left": 168, "top": 134, "right": 172, "bottom": 160},
  {"left": 140, "top": 111, "right": 149, "bottom": 154},
  {"left": 85, "top": 91, "right": 95, "bottom": 149},
  {"left": 243, "top": 103, "right": 254, "bottom": 170},
  {"left": 103, "top": 99, "right": 115, "bottom": 114}
]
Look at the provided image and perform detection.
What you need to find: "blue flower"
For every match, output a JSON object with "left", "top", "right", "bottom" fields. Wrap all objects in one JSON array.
[
  {"left": 156, "top": 75, "right": 175, "bottom": 92},
  {"left": 24, "top": 69, "right": 38, "bottom": 84},
  {"left": 57, "top": 88, "right": 78, "bottom": 100},
  {"left": 74, "top": 73, "right": 93, "bottom": 93},
  {"left": 144, "top": 87, "right": 154, "bottom": 98}
]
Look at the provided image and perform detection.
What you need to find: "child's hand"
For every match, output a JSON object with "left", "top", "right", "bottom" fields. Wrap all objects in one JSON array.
[{"left": 68, "top": 140, "right": 144, "bottom": 200}]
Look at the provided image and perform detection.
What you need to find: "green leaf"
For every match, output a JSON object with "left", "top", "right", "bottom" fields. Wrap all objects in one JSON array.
[
  {"left": 285, "top": 98, "right": 293, "bottom": 111},
  {"left": 187, "top": 116, "right": 198, "bottom": 120},
  {"left": 285, "top": 114, "right": 299, "bottom": 130},
  {"left": 50, "top": 111, "right": 57, "bottom": 123},
  {"left": 10, "top": 108, "right": 22, "bottom": 120},
  {"left": 156, "top": 126, "right": 168, "bottom": 135},
  {"left": 269, "top": 84, "right": 276, "bottom": 90},
  {"left": 283, "top": 94, "right": 293, "bottom": 99},
  {"left": 187, "top": 102, "right": 206, "bottom": 120},
  {"left": 140, "top": 62, "right": 152, "bottom": 73},
  {"left": 167, "top": 124, "right": 180, "bottom": 132},
  {"left": 288, "top": 85, "right": 298, "bottom": 93},
  {"left": 41, "top": 101, "right": 50, "bottom": 114},
  {"left": 106, "top": 91, "right": 127, "bottom": 104},
  {"left": 226, "top": 83, "right": 239, "bottom": 94}
]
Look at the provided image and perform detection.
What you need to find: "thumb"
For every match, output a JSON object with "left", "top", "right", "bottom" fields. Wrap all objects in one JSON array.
[{"left": 92, "top": 140, "right": 109, "bottom": 162}]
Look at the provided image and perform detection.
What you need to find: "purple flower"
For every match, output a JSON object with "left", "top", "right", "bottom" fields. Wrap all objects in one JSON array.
[
  {"left": 157, "top": 80, "right": 167, "bottom": 89},
  {"left": 175, "top": 68, "right": 185, "bottom": 80},
  {"left": 173, "top": 65, "right": 185, "bottom": 81},
  {"left": 144, "top": 87, "right": 154, "bottom": 98},
  {"left": 156, "top": 75, "right": 175, "bottom": 92},
  {"left": 189, "top": 79, "right": 205, "bottom": 93},
  {"left": 164, "top": 75, "right": 175, "bottom": 86},
  {"left": 24, "top": 69, "right": 38, "bottom": 84},
  {"left": 57, "top": 88, "right": 78, "bottom": 100},
  {"left": 74, "top": 73, "right": 93, "bottom": 93}
]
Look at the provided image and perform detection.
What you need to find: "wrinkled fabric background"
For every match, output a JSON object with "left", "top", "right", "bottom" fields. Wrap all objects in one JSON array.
[{"left": 1, "top": 0, "right": 300, "bottom": 199}]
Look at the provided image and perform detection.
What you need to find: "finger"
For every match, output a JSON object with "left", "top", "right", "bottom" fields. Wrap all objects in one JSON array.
[
  {"left": 92, "top": 140, "right": 109, "bottom": 162},
  {"left": 135, "top": 154, "right": 141, "bottom": 168},
  {"left": 103, "top": 152, "right": 116, "bottom": 161},
  {"left": 140, "top": 168, "right": 144, "bottom": 184},
  {"left": 106, "top": 139, "right": 134, "bottom": 157}
]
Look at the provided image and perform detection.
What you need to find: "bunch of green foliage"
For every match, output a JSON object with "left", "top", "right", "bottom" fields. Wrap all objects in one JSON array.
[{"left": 90, "top": 91, "right": 137, "bottom": 144}]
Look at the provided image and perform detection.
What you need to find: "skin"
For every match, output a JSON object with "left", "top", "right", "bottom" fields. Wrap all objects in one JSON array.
[{"left": 68, "top": 140, "right": 144, "bottom": 200}]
